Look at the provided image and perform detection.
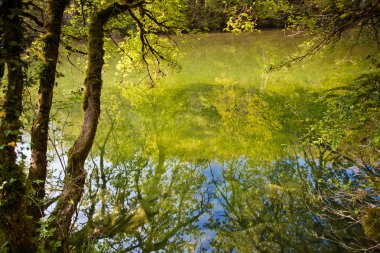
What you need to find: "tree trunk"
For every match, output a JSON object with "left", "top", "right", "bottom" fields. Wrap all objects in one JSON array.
[
  {"left": 28, "top": 0, "right": 70, "bottom": 223},
  {"left": 48, "top": 3, "right": 131, "bottom": 251},
  {"left": 0, "top": 0, "right": 36, "bottom": 251}
]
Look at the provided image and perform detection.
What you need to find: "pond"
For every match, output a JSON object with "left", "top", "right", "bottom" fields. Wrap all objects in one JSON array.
[{"left": 44, "top": 30, "right": 379, "bottom": 252}]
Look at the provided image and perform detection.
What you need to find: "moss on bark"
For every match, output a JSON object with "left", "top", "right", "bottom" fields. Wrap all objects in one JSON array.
[
  {"left": 0, "top": 0, "right": 36, "bottom": 251},
  {"left": 29, "top": 0, "right": 70, "bottom": 224},
  {"left": 48, "top": 3, "right": 138, "bottom": 251}
]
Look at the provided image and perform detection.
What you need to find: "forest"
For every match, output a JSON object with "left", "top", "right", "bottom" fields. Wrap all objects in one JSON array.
[{"left": 0, "top": 0, "right": 379, "bottom": 252}]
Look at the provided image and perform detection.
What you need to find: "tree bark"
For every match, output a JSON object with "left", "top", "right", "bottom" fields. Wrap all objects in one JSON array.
[
  {"left": 28, "top": 0, "right": 70, "bottom": 223},
  {"left": 0, "top": 0, "right": 36, "bottom": 251},
  {"left": 48, "top": 3, "right": 136, "bottom": 251}
]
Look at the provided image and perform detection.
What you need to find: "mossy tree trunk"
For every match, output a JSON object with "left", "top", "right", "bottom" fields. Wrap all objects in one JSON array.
[
  {"left": 29, "top": 0, "right": 70, "bottom": 224},
  {"left": 48, "top": 2, "right": 141, "bottom": 251},
  {"left": 0, "top": 0, "right": 36, "bottom": 251}
]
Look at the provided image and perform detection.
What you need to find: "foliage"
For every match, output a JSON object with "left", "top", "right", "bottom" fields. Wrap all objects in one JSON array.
[
  {"left": 303, "top": 72, "right": 380, "bottom": 169},
  {"left": 223, "top": 0, "right": 380, "bottom": 68},
  {"left": 297, "top": 72, "right": 380, "bottom": 251},
  {"left": 1, "top": 0, "right": 379, "bottom": 251}
]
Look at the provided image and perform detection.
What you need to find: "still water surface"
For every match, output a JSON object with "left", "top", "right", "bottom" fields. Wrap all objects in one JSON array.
[{"left": 49, "top": 31, "right": 379, "bottom": 252}]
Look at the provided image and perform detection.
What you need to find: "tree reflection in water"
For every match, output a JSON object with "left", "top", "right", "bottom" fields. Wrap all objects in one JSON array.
[
  {"left": 209, "top": 152, "right": 379, "bottom": 252},
  {"left": 57, "top": 73, "right": 379, "bottom": 252}
]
